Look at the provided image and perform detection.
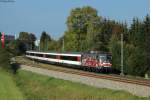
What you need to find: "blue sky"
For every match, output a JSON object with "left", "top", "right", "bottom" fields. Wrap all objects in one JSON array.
[{"left": 0, "top": 0, "right": 149, "bottom": 39}]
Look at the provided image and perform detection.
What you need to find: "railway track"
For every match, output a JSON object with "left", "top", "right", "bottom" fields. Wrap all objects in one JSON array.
[
  {"left": 15, "top": 56, "right": 150, "bottom": 87},
  {"left": 20, "top": 62, "right": 150, "bottom": 87}
]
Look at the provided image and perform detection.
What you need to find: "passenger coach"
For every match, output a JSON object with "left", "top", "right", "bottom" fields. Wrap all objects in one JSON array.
[{"left": 26, "top": 51, "right": 81, "bottom": 66}]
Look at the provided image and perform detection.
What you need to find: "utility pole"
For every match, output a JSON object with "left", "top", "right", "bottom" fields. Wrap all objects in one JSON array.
[
  {"left": 39, "top": 40, "right": 40, "bottom": 51},
  {"left": 120, "top": 33, "right": 124, "bottom": 75},
  {"left": 62, "top": 38, "right": 64, "bottom": 52},
  {"left": 46, "top": 38, "right": 48, "bottom": 51}
]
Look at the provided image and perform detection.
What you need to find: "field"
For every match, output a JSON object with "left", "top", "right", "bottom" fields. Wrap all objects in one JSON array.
[
  {"left": 14, "top": 70, "right": 148, "bottom": 100},
  {"left": 0, "top": 70, "right": 24, "bottom": 100}
]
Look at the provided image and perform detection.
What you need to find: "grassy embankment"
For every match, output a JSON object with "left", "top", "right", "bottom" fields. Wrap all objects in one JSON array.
[
  {"left": 0, "top": 56, "right": 149, "bottom": 100},
  {"left": 14, "top": 70, "right": 148, "bottom": 100},
  {"left": 0, "top": 67, "right": 149, "bottom": 100},
  {"left": 0, "top": 70, "right": 25, "bottom": 100}
]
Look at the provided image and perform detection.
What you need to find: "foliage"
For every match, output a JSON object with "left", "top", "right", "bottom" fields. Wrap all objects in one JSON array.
[
  {"left": 29, "top": 33, "right": 36, "bottom": 50},
  {"left": 40, "top": 31, "right": 51, "bottom": 51},
  {"left": 47, "top": 39, "right": 59, "bottom": 51},
  {"left": 0, "top": 32, "right": 1, "bottom": 37},
  {"left": 65, "top": 6, "right": 102, "bottom": 51},
  {"left": 63, "top": 31, "right": 78, "bottom": 51},
  {"left": 15, "top": 32, "right": 37, "bottom": 54},
  {"left": 109, "top": 35, "right": 121, "bottom": 71},
  {"left": 19, "top": 32, "right": 30, "bottom": 42},
  {"left": 0, "top": 48, "right": 11, "bottom": 70},
  {"left": 125, "top": 15, "right": 150, "bottom": 76}
]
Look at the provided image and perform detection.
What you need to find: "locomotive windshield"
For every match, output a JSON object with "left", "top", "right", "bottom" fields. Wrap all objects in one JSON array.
[
  {"left": 107, "top": 55, "right": 112, "bottom": 61},
  {"left": 99, "top": 56, "right": 106, "bottom": 62},
  {"left": 99, "top": 54, "right": 112, "bottom": 63}
]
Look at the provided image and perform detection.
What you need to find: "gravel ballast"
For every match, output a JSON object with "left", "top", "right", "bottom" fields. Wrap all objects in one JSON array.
[{"left": 21, "top": 65, "right": 150, "bottom": 97}]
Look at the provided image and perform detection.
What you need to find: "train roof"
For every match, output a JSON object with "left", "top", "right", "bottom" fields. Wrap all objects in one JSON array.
[
  {"left": 84, "top": 51, "right": 112, "bottom": 55},
  {"left": 26, "top": 51, "right": 82, "bottom": 56},
  {"left": 27, "top": 50, "right": 82, "bottom": 54},
  {"left": 26, "top": 50, "right": 111, "bottom": 55}
]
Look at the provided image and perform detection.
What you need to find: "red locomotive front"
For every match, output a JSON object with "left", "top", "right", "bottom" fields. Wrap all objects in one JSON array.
[{"left": 81, "top": 51, "right": 112, "bottom": 69}]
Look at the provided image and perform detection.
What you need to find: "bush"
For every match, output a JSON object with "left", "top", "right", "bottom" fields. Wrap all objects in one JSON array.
[{"left": 0, "top": 48, "right": 11, "bottom": 70}]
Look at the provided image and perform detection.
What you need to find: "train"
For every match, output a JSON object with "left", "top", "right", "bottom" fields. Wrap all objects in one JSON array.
[{"left": 26, "top": 51, "right": 112, "bottom": 72}]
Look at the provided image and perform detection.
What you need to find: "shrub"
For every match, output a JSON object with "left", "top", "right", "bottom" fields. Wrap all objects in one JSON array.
[{"left": 0, "top": 48, "right": 11, "bottom": 70}]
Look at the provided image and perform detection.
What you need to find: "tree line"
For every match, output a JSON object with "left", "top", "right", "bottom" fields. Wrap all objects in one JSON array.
[{"left": 8, "top": 6, "right": 149, "bottom": 77}]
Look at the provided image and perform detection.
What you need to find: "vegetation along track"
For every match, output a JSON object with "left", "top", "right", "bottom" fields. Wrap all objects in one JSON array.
[{"left": 16, "top": 56, "right": 150, "bottom": 87}]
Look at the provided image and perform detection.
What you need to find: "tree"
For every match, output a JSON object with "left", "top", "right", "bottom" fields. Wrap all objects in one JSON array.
[
  {"left": 64, "top": 31, "right": 78, "bottom": 51},
  {"left": 15, "top": 32, "right": 30, "bottom": 54},
  {"left": 124, "top": 15, "right": 150, "bottom": 76},
  {"left": 40, "top": 31, "right": 51, "bottom": 51},
  {"left": 85, "top": 16, "right": 102, "bottom": 51},
  {"left": 140, "top": 15, "right": 150, "bottom": 76},
  {"left": 29, "top": 33, "right": 36, "bottom": 50},
  {"left": 0, "top": 32, "right": 1, "bottom": 38},
  {"left": 109, "top": 34, "right": 121, "bottom": 72},
  {"left": 18, "top": 32, "right": 30, "bottom": 50},
  {"left": 65, "top": 6, "right": 102, "bottom": 51},
  {"left": 48, "top": 39, "right": 59, "bottom": 51},
  {"left": 19, "top": 32, "right": 30, "bottom": 42},
  {"left": 108, "top": 21, "right": 128, "bottom": 73},
  {"left": 143, "top": 15, "right": 150, "bottom": 52},
  {"left": 15, "top": 32, "right": 37, "bottom": 54},
  {"left": 129, "top": 18, "right": 142, "bottom": 46}
]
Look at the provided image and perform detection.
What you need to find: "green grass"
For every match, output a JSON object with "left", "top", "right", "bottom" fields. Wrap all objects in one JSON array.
[
  {"left": 0, "top": 69, "right": 25, "bottom": 100},
  {"left": 14, "top": 70, "right": 149, "bottom": 100}
]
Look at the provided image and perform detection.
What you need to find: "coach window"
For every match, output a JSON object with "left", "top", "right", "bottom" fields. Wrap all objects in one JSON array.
[
  {"left": 36, "top": 54, "right": 43, "bottom": 57},
  {"left": 30, "top": 53, "right": 35, "bottom": 56},
  {"left": 60, "top": 56, "right": 77, "bottom": 61},
  {"left": 46, "top": 54, "right": 56, "bottom": 59},
  {"left": 40, "top": 54, "right": 43, "bottom": 57}
]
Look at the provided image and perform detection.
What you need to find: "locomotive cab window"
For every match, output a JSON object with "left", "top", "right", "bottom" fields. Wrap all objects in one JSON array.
[{"left": 107, "top": 55, "right": 112, "bottom": 62}]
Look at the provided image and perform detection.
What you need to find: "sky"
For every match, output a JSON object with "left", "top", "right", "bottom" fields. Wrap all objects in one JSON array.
[{"left": 0, "top": 0, "right": 150, "bottom": 39}]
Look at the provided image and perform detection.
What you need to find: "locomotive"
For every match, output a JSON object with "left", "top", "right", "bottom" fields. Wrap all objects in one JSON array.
[{"left": 26, "top": 51, "right": 112, "bottom": 72}]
